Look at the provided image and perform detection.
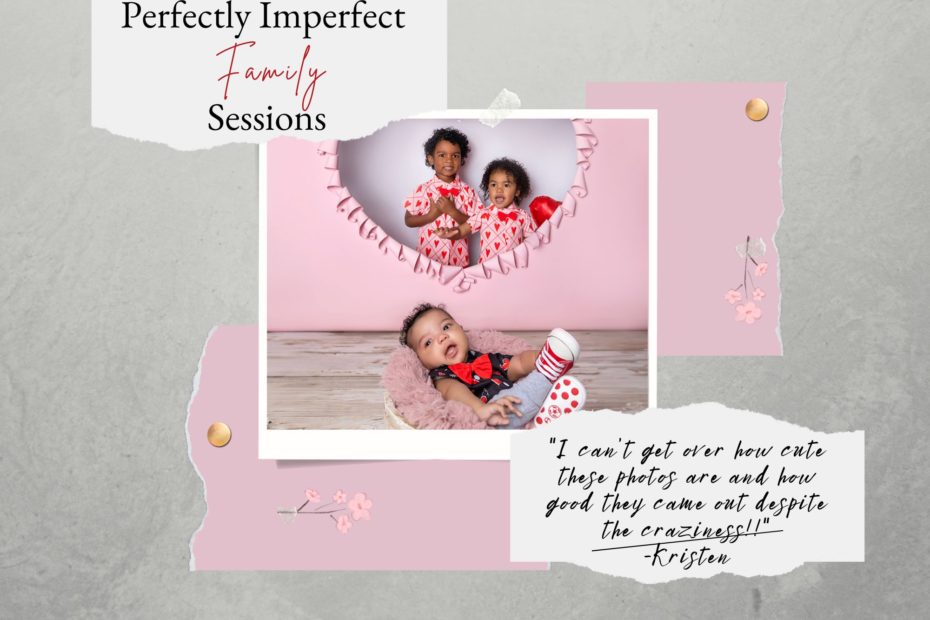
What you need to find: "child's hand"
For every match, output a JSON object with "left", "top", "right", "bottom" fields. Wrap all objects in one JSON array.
[
  {"left": 425, "top": 197, "right": 444, "bottom": 222},
  {"left": 434, "top": 195, "right": 456, "bottom": 216},
  {"left": 485, "top": 412, "right": 510, "bottom": 426},
  {"left": 478, "top": 396, "right": 523, "bottom": 426},
  {"left": 427, "top": 196, "right": 455, "bottom": 221},
  {"left": 435, "top": 225, "right": 463, "bottom": 240}
]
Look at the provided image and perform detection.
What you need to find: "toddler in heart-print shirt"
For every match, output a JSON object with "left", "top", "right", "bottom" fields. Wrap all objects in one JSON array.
[
  {"left": 402, "top": 127, "right": 481, "bottom": 267},
  {"left": 436, "top": 157, "right": 536, "bottom": 262}
]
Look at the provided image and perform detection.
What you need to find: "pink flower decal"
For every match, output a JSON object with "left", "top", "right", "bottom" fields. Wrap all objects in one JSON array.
[
  {"left": 736, "top": 302, "right": 762, "bottom": 324},
  {"left": 729, "top": 236, "right": 770, "bottom": 323},
  {"left": 281, "top": 488, "right": 373, "bottom": 537},
  {"left": 348, "top": 493, "right": 373, "bottom": 521}
]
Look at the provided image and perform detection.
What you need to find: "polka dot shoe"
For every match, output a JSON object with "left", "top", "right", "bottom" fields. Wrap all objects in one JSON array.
[{"left": 535, "top": 376, "right": 586, "bottom": 425}]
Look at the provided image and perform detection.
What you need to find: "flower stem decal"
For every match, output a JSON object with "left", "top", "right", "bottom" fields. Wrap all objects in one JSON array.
[
  {"left": 277, "top": 489, "right": 373, "bottom": 535},
  {"left": 726, "top": 236, "right": 768, "bottom": 325}
]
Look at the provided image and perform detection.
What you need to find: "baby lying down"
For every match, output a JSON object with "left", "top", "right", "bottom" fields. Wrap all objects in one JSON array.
[{"left": 400, "top": 304, "right": 586, "bottom": 428}]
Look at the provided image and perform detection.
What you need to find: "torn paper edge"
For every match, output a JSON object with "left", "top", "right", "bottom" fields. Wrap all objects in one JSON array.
[
  {"left": 567, "top": 403, "right": 863, "bottom": 441},
  {"left": 774, "top": 84, "right": 787, "bottom": 355},
  {"left": 91, "top": 118, "right": 400, "bottom": 153},
  {"left": 186, "top": 325, "right": 219, "bottom": 571}
]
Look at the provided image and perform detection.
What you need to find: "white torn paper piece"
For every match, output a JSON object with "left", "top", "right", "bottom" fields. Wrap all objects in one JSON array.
[
  {"left": 185, "top": 325, "right": 217, "bottom": 571},
  {"left": 511, "top": 404, "right": 864, "bottom": 582},
  {"left": 479, "top": 89, "right": 522, "bottom": 127},
  {"left": 91, "top": 0, "right": 447, "bottom": 149}
]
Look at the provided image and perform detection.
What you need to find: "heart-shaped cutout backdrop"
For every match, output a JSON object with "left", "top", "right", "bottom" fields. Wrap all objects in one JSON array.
[{"left": 322, "top": 118, "right": 598, "bottom": 292}]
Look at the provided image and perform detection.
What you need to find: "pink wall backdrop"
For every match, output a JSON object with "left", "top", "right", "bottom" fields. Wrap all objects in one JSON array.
[
  {"left": 267, "top": 119, "right": 649, "bottom": 331},
  {"left": 588, "top": 83, "right": 784, "bottom": 356}
]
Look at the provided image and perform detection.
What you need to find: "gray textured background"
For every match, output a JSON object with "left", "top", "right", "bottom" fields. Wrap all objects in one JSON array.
[{"left": 3, "top": 0, "right": 928, "bottom": 617}]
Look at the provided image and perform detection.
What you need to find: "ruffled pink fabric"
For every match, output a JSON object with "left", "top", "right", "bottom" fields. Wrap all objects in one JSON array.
[
  {"left": 381, "top": 330, "right": 533, "bottom": 429},
  {"left": 318, "top": 119, "right": 598, "bottom": 292}
]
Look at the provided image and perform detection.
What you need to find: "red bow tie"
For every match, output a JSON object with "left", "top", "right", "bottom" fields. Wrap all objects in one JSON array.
[
  {"left": 437, "top": 187, "right": 460, "bottom": 198},
  {"left": 447, "top": 354, "right": 492, "bottom": 385},
  {"left": 496, "top": 210, "right": 519, "bottom": 222}
]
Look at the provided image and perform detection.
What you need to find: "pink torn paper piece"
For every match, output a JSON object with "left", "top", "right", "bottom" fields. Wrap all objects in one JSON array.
[
  {"left": 588, "top": 83, "right": 785, "bottom": 356},
  {"left": 187, "top": 325, "right": 545, "bottom": 570}
]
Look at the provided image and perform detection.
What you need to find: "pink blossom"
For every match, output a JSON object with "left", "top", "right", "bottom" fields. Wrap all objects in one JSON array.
[
  {"left": 735, "top": 302, "right": 763, "bottom": 325},
  {"left": 333, "top": 490, "right": 347, "bottom": 504},
  {"left": 724, "top": 290, "right": 742, "bottom": 304},
  {"left": 752, "top": 287, "right": 766, "bottom": 301},
  {"left": 304, "top": 489, "right": 320, "bottom": 503},
  {"left": 755, "top": 262, "right": 768, "bottom": 276},
  {"left": 336, "top": 515, "right": 352, "bottom": 534},
  {"left": 348, "top": 492, "right": 373, "bottom": 521}
]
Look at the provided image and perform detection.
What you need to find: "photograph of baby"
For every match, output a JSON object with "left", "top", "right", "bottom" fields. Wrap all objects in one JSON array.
[
  {"left": 398, "top": 302, "right": 585, "bottom": 429},
  {"left": 263, "top": 111, "right": 652, "bottom": 456}
]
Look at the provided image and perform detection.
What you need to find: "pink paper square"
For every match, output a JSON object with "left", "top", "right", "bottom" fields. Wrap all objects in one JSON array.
[
  {"left": 588, "top": 83, "right": 784, "bottom": 355},
  {"left": 188, "top": 325, "right": 545, "bottom": 570}
]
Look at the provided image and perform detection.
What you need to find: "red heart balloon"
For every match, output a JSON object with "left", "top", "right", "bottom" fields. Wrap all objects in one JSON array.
[{"left": 529, "top": 195, "right": 562, "bottom": 228}]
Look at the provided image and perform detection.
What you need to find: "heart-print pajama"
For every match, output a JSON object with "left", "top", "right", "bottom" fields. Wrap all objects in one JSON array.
[
  {"left": 403, "top": 176, "right": 480, "bottom": 267},
  {"left": 467, "top": 206, "right": 536, "bottom": 262}
]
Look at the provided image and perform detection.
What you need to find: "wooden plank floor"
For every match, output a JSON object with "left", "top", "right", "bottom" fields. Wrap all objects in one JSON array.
[{"left": 267, "top": 331, "right": 648, "bottom": 430}]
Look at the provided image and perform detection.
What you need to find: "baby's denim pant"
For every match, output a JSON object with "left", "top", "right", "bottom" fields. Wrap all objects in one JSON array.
[{"left": 492, "top": 370, "right": 552, "bottom": 429}]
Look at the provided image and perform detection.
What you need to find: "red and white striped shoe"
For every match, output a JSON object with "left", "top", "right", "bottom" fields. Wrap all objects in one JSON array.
[
  {"left": 535, "top": 328, "right": 581, "bottom": 382},
  {"left": 535, "top": 376, "right": 586, "bottom": 425}
]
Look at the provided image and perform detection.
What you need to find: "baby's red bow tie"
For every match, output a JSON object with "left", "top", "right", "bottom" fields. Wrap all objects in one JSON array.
[
  {"left": 437, "top": 187, "right": 460, "bottom": 198},
  {"left": 497, "top": 210, "right": 519, "bottom": 222},
  {"left": 447, "top": 354, "right": 493, "bottom": 385}
]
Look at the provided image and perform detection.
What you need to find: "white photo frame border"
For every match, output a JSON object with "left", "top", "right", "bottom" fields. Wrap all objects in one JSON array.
[{"left": 259, "top": 108, "right": 658, "bottom": 460}]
